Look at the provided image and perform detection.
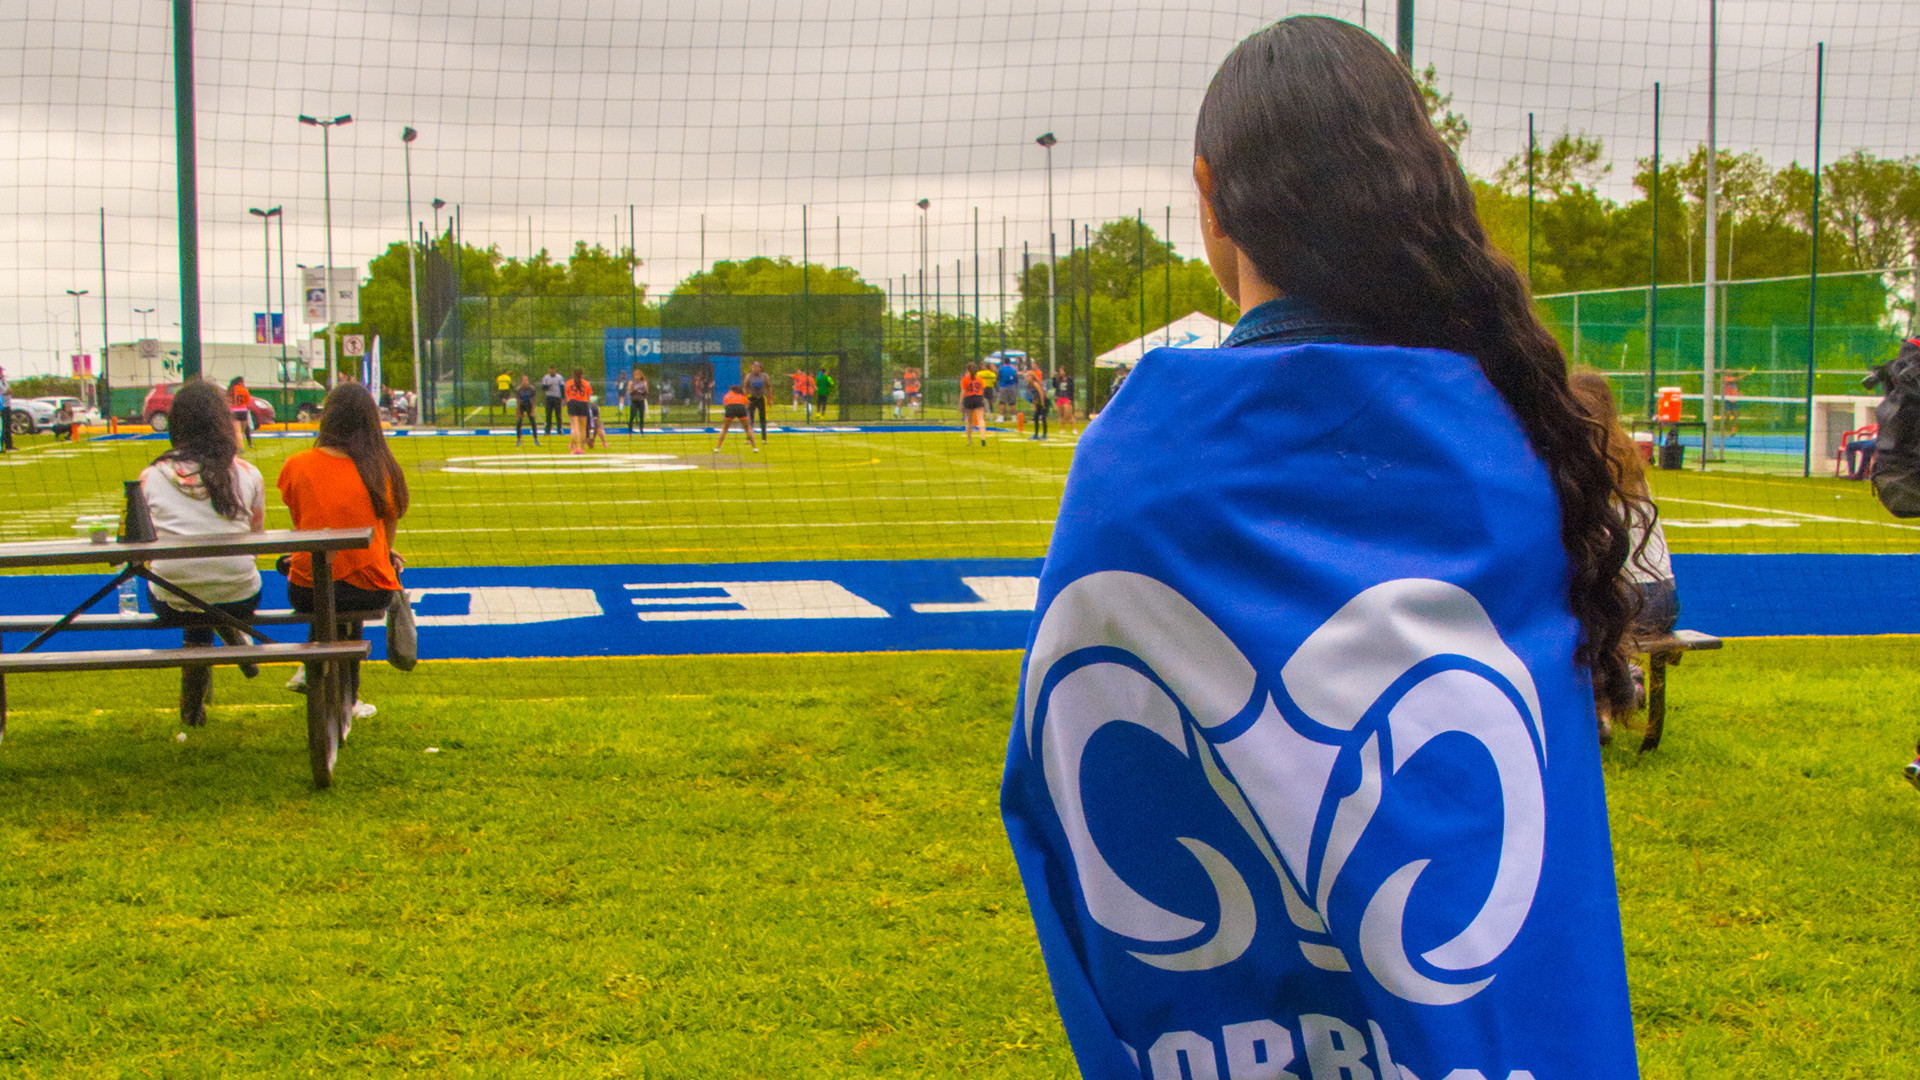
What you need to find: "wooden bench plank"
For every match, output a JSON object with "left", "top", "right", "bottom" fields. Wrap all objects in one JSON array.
[
  {"left": 1633, "top": 629, "right": 1723, "bottom": 753},
  {"left": 0, "top": 609, "right": 386, "bottom": 633},
  {"left": 0, "top": 528, "right": 373, "bottom": 569},
  {"left": 0, "top": 641, "right": 368, "bottom": 675}
]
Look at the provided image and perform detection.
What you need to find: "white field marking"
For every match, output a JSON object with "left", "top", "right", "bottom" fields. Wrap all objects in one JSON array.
[
  {"left": 625, "top": 580, "right": 889, "bottom": 621},
  {"left": 909, "top": 576, "right": 1040, "bottom": 614},
  {"left": 442, "top": 453, "right": 697, "bottom": 475},
  {"left": 1660, "top": 496, "right": 1920, "bottom": 532},
  {"left": 398, "top": 518, "right": 1057, "bottom": 535},
  {"left": 1662, "top": 518, "right": 1801, "bottom": 528}
]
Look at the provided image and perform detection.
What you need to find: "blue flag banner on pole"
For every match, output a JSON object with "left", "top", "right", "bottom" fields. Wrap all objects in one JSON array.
[{"left": 1002, "top": 342, "right": 1639, "bottom": 1080}]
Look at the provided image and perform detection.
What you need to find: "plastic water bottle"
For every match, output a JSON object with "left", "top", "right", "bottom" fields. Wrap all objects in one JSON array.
[{"left": 118, "top": 578, "right": 139, "bottom": 616}]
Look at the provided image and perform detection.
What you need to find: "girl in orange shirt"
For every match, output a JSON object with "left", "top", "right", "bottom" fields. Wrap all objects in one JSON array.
[
  {"left": 228, "top": 375, "right": 254, "bottom": 448},
  {"left": 959, "top": 362, "right": 987, "bottom": 445},
  {"left": 565, "top": 368, "right": 593, "bottom": 454},
  {"left": 277, "top": 382, "right": 409, "bottom": 726},
  {"left": 715, "top": 384, "right": 759, "bottom": 453}
]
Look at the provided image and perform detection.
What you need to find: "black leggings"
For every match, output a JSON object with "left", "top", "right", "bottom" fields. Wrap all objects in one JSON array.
[
  {"left": 153, "top": 593, "right": 262, "bottom": 722},
  {"left": 628, "top": 400, "right": 645, "bottom": 431},
  {"left": 748, "top": 396, "right": 768, "bottom": 439},
  {"left": 544, "top": 398, "right": 562, "bottom": 433},
  {"left": 516, "top": 403, "right": 539, "bottom": 439},
  {"left": 289, "top": 582, "right": 395, "bottom": 705},
  {"left": 1032, "top": 402, "right": 1049, "bottom": 438}
]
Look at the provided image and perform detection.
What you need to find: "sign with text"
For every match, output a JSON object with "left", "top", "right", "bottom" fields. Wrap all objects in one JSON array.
[{"left": 301, "top": 266, "right": 359, "bottom": 324}]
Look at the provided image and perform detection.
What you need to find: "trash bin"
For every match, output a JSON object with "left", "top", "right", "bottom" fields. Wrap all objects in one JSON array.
[{"left": 1659, "top": 433, "right": 1686, "bottom": 470}]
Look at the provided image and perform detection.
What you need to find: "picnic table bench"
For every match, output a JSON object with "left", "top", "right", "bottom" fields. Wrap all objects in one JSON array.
[
  {"left": 1633, "top": 628, "right": 1723, "bottom": 753},
  {"left": 0, "top": 528, "right": 379, "bottom": 787}
]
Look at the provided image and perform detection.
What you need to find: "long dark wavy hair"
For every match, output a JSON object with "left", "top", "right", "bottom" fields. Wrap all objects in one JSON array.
[
  {"left": 155, "top": 379, "right": 246, "bottom": 520},
  {"left": 1195, "top": 16, "right": 1638, "bottom": 711},
  {"left": 315, "top": 382, "right": 409, "bottom": 521}
]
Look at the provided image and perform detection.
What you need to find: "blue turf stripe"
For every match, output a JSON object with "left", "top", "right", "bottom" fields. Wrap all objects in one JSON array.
[{"left": 0, "top": 554, "right": 1910, "bottom": 660}]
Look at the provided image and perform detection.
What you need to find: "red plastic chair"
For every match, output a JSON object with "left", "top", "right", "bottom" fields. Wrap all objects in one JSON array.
[{"left": 1835, "top": 423, "right": 1878, "bottom": 478}]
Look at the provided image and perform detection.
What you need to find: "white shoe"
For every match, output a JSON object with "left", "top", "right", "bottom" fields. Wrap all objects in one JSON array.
[
  {"left": 351, "top": 700, "right": 377, "bottom": 719},
  {"left": 285, "top": 667, "right": 308, "bottom": 694}
]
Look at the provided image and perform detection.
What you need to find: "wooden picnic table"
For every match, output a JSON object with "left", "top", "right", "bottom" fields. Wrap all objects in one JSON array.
[{"left": 0, "top": 527, "right": 377, "bottom": 787}]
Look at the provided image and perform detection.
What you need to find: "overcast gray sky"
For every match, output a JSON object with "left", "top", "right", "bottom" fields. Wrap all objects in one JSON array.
[{"left": 3, "top": 0, "right": 1916, "bottom": 375}]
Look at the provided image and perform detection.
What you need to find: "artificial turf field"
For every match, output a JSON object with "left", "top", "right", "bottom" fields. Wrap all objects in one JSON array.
[{"left": 1, "top": 424, "right": 1918, "bottom": 1077}]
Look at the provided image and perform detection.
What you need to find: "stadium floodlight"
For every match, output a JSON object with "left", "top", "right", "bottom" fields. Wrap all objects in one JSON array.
[
  {"left": 248, "top": 208, "right": 281, "bottom": 365},
  {"left": 298, "top": 113, "right": 352, "bottom": 382},
  {"left": 65, "top": 290, "right": 88, "bottom": 375},
  {"left": 431, "top": 197, "right": 447, "bottom": 241},
  {"left": 134, "top": 306, "right": 155, "bottom": 340},
  {"left": 401, "top": 126, "right": 423, "bottom": 423},
  {"left": 1035, "top": 133, "right": 1058, "bottom": 381}
]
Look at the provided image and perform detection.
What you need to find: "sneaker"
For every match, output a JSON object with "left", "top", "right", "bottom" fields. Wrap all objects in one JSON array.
[
  {"left": 351, "top": 700, "right": 377, "bottom": 720},
  {"left": 285, "top": 667, "right": 308, "bottom": 694},
  {"left": 752, "top": 447, "right": 760, "bottom": 453}
]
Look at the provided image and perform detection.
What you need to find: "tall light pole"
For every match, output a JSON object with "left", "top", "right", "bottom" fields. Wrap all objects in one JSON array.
[
  {"left": 401, "top": 126, "right": 423, "bottom": 426},
  {"left": 916, "top": 199, "right": 930, "bottom": 400},
  {"left": 134, "top": 306, "right": 155, "bottom": 340},
  {"left": 65, "top": 290, "right": 88, "bottom": 389},
  {"left": 298, "top": 112, "right": 351, "bottom": 383},
  {"left": 1036, "top": 132, "right": 1058, "bottom": 381},
  {"left": 432, "top": 197, "right": 446, "bottom": 242},
  {"left": 249, "top": 206, "right": 281, "bottom": 411},
  {"left": 276, "top": 210, "right": 289, "bottom": 406}
]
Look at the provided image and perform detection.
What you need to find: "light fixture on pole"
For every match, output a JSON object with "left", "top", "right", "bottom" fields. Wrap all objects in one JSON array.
[
  {"left": 402, "top": 126, "right": 424, "bottom": 426},
  {"left": 1035, "top": 132, "right": 1058, "bottom": 381},
  {"left": 134, "top": 306, "right": 155, "bottom": 340},
  {"left": 431, "top": 197, "right": 446, "bottom": 243},
  {"left": 248, "top": 207, "right": 281, "bottom": 409},
  {"left": 298, "top": 112, "right": 351, "bottom": 382},
  {"left": 916, "top": 199, "right": 930, "bottom": 399},
  {"left": 65, "top": 290, "right": 89, "bottom": 386}
]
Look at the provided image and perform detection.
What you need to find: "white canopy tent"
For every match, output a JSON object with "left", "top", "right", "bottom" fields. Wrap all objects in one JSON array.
[{"left": 1095, "top": 311, "right": 1236, "bottom": 368}]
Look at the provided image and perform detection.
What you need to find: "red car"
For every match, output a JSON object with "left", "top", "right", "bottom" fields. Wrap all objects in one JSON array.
[{"left": 142, "top": 383, "right": 278, "bottom": 433}]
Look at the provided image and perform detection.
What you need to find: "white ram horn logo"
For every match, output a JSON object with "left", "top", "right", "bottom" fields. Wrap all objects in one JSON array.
[{"left": 1024, "top": 572, "right": 1547, "bottom": 1004}]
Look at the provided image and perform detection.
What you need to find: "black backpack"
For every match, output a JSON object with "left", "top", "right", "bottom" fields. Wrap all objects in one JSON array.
[{"left": 1867, "top": 337, "right": 1920, "bottom": 517}]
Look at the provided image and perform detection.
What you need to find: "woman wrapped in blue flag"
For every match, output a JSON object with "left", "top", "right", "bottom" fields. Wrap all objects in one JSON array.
[{"left": 1001, "top": 16, "right": 1644, "bottom": 1080}]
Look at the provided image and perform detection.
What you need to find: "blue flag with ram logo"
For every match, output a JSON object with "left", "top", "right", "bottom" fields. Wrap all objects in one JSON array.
[{"left": 1002, "top": 339, "right": 1639, "bottom": 1080}]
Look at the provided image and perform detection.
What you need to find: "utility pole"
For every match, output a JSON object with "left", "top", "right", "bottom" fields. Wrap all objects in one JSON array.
[
  {"left": 249, "top": 206, "right": 281, "bottom": 413},
  {"left": 917, "top": 199, "right": 930, "bottom": 392},
  {"left": 1396, "top": 0, "right": 1414, "bottom": 67},
  {"left": 1702, "top": 0, "right": 1719, "bottom": 466}
]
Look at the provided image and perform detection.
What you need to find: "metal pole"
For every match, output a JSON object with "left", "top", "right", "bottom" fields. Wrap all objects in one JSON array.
[
  {"left": 918, "top": 201, "right": 929, "bottom": 392},
  {"left": 1648, "top": 82, "right": 1660, "bottom": 418},
  {"left": 1000, "top": 216, "right": 1008, "bottom": 352},
  {"left": 1038, "top": 133, "right": 1058, "bottom": 381},
  {"left": 172, "top": 0, "right": 202, "bottom": 378},
  {"left": 99, "top": 208, "right": 110, "bottom": 413},
  {"left": 1803, "top": 42, "right": 1825, "bottom": 479},
  {"left": 324, "top": 124, "right": 337, "bottom": 383},
  {"left": 403, "top": 128, "right": 423, "bottom": 424},
  {"left": 1138, "top": 210, "right": 1147, "bottom": 367},
  {"left": 1702, "top": 0, "right": 1718, "bottom": 468},
  {"left": 1396, "top": 0, "right": 1413, "bottom": 68},
  {"left": 1526, "top": 112, "right": 1535, "bottom": 287},
  {"left": 1165, "top": 205, "right": 1172, "bottom": 340},
  {"left": 277, "top": 213, "right": 288, "bottom": 416},
  {"left": 973, "top": 206, "right": 982, "bottom": 362}
]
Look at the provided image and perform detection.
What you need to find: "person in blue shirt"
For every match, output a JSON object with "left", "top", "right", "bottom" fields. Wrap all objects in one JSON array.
[{"left": 997, "top": 357, "right": 1019, "bottom": 421}]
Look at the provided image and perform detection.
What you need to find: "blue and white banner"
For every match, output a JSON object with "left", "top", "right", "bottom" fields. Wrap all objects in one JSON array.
[{"left": 1002, "top": 343, "right": 1640, "bottom": 1079}]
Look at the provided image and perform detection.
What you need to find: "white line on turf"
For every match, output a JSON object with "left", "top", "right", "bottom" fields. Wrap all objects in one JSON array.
[{"left": 1660, "top": 496, "right": 1920, "bottom": 532}]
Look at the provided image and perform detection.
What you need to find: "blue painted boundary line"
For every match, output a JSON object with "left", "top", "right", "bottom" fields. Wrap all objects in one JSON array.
[
  {"left": 83, "top": 424, "right": 980, "bottom": 442},
  {"left": 1, "top": 554, "right": 1910, "bottom": 660}
]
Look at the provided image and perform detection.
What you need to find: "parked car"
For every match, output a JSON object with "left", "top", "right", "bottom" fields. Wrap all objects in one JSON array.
[
  {"left": 141, "top": 383, "right": 282, "bottom": 432},
  {"left": 8, "top": 396, "right": 102, "bottom": 435}
]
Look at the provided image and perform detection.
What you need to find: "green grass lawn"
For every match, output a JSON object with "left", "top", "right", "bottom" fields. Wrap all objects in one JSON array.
[{"left": 2, "top": 642, "right": 1916, "bottom": 1077}]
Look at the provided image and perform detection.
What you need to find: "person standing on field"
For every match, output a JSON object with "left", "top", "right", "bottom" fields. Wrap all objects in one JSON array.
[
  {"left": 564, "top": 368, "right": 593, "bottom": 454},
  {"left": 541, "top": 366, "right": 564, "bottom": 434},
  {"left": 514, "top": 375, "right": 539, "bottom": 446},
  {"left": 745, "top": 361, "right": 772, "bottom": 441},
  {"left": 715, "top": 384, "right": 759, "bottom": 453},
  {"left": 228, "top": 376, "right": 255, "bottom": 449},
  {"left": 625, "top": 367, "right": 649, "bottom": 433}
]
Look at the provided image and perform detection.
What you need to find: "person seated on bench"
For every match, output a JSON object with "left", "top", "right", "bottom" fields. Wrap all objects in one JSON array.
[
  {"left": 1571, "top": 372, "right": 1678, "bottom": 740},
  {"left": 277, "top": 382, "right": 409, "bottom": 725},
  {"left": 137, "top": 380, "right": 268, "bottom": 727}
]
